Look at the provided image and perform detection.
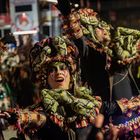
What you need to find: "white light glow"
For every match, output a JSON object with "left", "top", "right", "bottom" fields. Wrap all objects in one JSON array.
[
  {"left": 74, "top": 4, "right": 79, "bottom": 8},
  {"left": 40, "top": 0, "right": 57, "bottom": 3},
  {"left": 13, "top": 30, "right": 38, "bottom": 35}
]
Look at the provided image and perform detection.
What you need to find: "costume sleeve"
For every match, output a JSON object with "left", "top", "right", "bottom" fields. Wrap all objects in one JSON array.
[
  {"left": 116, "top": 96, "right": 140, "bottom": 113},
  {"left": 6, "top": 109, "right": 47, "bottom": 134},
  {"left": 100, "top": 101, "right": 122, "bottom": 117},
  {"left": 101, "top": 96, "right": 140, "bottom": 117},
  {"left": 19, "top": 110, "right": 46, "bottom": 128}
]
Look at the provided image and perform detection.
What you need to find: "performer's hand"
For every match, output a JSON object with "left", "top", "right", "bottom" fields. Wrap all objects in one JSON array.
[
  {"left": 94, "top": 114, "right": 104, "bottom": 128},
  {"left": 109, "top": 124, "right": 119, "bottom": 140},
  {"left": 0, "top": 110, "right": 18, "bottom": 125},
  {"left": 0, "top": 111, "right": 11, "bottom": 118}
]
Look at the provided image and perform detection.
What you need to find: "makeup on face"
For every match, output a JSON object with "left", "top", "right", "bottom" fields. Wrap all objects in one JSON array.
[
  {"left": 48, "top": 62, "right": 68, "bottom": 74},
  {"left": 47, "top": 62, "right": 71, "bottom": 89}
]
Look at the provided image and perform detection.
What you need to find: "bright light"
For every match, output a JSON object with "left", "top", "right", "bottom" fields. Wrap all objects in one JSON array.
[
  {"left": 40, "top": 0, "right": 57, "bottom": 3},
  {"left": 74, "top": 4, "right": 79, "bottom": 8},
  {"left": 13, "top": 30, "right": 38, "bottom": 35},
  {"left": 22, "top": 13, "right": 26, "bottom": 17}
]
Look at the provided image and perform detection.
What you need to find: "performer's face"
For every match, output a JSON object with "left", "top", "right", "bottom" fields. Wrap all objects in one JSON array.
[
  {"left": 47, "top": 62, "right": 71, "bottom": 90},
  {"left": 95, "top": 27, "right": 111, "bottom": 45}
]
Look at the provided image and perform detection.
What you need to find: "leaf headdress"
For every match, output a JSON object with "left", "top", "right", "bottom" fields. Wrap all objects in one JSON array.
[{"left": 29, "top": 36, "right": 80, "bottom": 88}]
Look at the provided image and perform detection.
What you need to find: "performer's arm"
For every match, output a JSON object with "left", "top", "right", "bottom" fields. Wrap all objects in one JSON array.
[{"left": 100, "top": 96, "right": 140, "bottom": 117}]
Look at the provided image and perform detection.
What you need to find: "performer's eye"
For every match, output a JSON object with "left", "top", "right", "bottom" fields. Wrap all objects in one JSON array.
[
  {"left": 48, "top": 67, "right": 56, "bottom": 73},
  {"left": 60, "top": 65, "right": 67, "bottom": 70}
]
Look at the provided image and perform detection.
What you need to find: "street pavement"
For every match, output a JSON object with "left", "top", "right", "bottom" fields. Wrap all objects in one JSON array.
[
  {"left": 2, "top": 127, "right": 30, "bottom": 140},
  {"left": 2, "top": 127, "right": 17, "bottom": 140}
]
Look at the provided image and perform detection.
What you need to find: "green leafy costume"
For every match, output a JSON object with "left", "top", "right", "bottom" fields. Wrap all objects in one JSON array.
[{"left": 61, "top": 8, "right": 140, "bottom": 66}]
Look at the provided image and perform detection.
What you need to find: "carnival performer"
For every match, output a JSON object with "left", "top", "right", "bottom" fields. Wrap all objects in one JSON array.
[
  {"left": 0, "top": 34, "right": 19, "bottom": 140},
  {"left": 1, "top": 36, "right": 138, "bottom": 140},
  {"left": 56, "top": 1, "right": 140, "bottom": 139}
]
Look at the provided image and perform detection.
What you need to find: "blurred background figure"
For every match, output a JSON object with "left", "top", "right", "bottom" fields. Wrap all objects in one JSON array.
[
  {"left": 0, "top": 34, "right": 39, "bottom": 139},
  {"left": 0, "top": 72, "right": 12, "bottom": 112},
  {"left": 12, "top": 65, "right": 37, "bottom": 108},
  {"left": 0, "top": 34, "right": 17, "bottom": 140}
]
